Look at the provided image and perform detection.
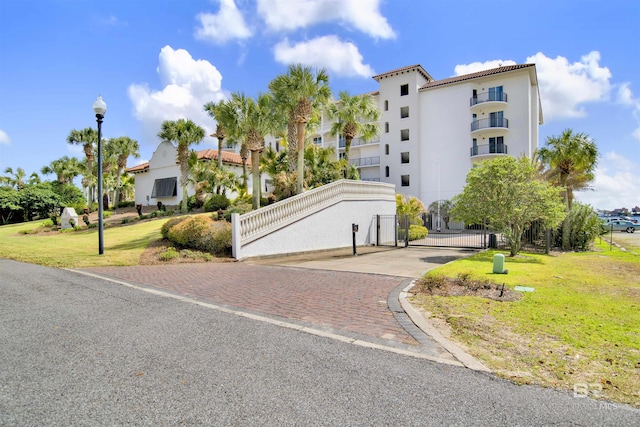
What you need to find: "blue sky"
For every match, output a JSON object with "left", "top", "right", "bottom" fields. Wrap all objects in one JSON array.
[{"left": 1, "top": 0, "right": 638, "bottom": 210}]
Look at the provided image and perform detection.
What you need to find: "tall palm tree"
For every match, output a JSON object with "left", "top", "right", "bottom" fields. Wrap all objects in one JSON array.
[
  {"left": 108, "top": 136, "right": 140, "bottom": 208},
  {"left": 67, "top": 127, "right": 98, "bottom": 206},
  {"left": 537, "top": 129, "right": 599, "bottom": 209},
  {"left": 158, "top": 118, "right": 206, "bottom": 212},
  {"left": 40, "top": 156, "right": 82, "bottom": 185},
  {"left": 269, "top": 64, "right": 331, "bottom": 194},
  {"left": 203, "top": 101, "right": 228, "bottom": 170},
  {"left": 327, "top": 91, "right": 380, "bottom": 164},
  {"left": 2, "top": 167, "right": 27, "bottom": 190}
]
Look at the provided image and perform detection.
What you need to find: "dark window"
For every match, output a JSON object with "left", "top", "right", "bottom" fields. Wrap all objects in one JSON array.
[
  {"left": 401, "top": 175, "right": 410, "bottom": 186},
  {"left": 400, "top": 84, "right": 409, "bottom": 96},
  {"left": 400, "top": 106, "right": 409, "bottom": 118},
  {"left": 384, "top": 100, "right": 389, "bottom": 111},
  {"left": 313, "top": 136, "right": 322, "bottom": 145},
  {"left": 401, "top": 152, "right": 410, "bottom": 163},
  {"left": 385, "top": 166, "right": 390, "bottom": 177},
  {"left": 400, "top": 129, "right": 409, "bottom": 141},
  {"left": 385, "top": 144, "right": 389, "bottom": 155},
  {"left": 385, "top": 122, "right": 389, "bottom": 133},
  {"left": 151, "top": 177, "right": 177, "bottom": 198}
]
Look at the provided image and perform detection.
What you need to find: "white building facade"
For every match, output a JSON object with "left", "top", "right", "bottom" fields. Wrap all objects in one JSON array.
[{"left": 267, "top": 64, "right": 542, "bottom": 208}]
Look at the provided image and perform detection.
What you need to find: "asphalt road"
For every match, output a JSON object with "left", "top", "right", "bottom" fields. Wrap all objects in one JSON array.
[{"left": 1, "top": 259, "right": 639, "bottom": 426}]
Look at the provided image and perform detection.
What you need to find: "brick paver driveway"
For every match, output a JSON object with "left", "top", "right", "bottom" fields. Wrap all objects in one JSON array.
[{"left": 83, "top": 262, "right": 419, "bottom": 348}]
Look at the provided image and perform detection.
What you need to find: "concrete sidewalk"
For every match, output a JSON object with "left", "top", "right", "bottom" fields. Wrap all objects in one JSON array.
[{"left": 247, "top": 246, "right": 477, "bottom": 278}]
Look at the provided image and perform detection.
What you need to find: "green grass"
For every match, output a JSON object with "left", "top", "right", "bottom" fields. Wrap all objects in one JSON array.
[
  {"left": 0, "top": 218, "right": 169, "bottom": 267},
  {"left": 411, "top": 241, "right": 640, "bottom": 407}
]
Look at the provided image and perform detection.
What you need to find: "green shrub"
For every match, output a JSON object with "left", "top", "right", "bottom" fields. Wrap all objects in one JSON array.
[
  {"left": 223, "top": 202, "right": 252, "bottom": 221},
  {"left": 167, "top": 216, "right": 210, "bottom": 248},
  {"left": 88, "top": 223, "right": 98, "bottom": 229},
  {"left": 103, "top": 211, "right": 112, "bottom": 219},
  {"left": 408, "top": 224, "right": 428, "bottom": 240},
  {"left": 118, "top": 200, "right": 135, "bottom": 208},
  {"left": 159, "top": 247, "right": 180, "bottom": 262},
  {"left": 564, "top": 203, "right": 603, "bottom": 251},
  {"left": 200, "top": 222, "right": 232, "bottom": 256},
  {"left": 204, "top": 194, "right": 231, "bottom": 212},
  {"left": 161, "top": 217, "right": 187, "bottom": 239}
]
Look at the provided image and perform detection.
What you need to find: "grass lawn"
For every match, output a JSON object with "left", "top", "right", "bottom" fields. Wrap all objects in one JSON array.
[
  {"left": 0, "top": 218, "right": 169, "bottom": 268},
  {"left": 410, "top": 241, "right": 640, "bottom": 407}
]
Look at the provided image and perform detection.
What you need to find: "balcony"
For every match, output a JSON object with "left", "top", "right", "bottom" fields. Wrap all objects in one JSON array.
[
  {"left": 350, "top": 156, "right": 380, "bottom": 168},
  {"left": 470, "top": 143, "right": 508, "bottom": 158},
  {"left": 470, "top": 117, "right": 509, "bottom": 134},
  {"left": 339, "top": 136, "right": 381, "bottom": 149},
  {"left": 470, "top": 91, "right": 508, "bottom": 109}
]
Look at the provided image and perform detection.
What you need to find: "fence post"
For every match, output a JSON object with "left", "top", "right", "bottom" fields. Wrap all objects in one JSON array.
[
  {"left": 376, "top": 214, "right": 380, "bottom": 246},
  {"left": 394, "top": 215, "right": 398, "bottom": 247},
  {"left": 545, "top": 228, "right": 551, "bottom": 254},
  {"left": 404, "top": 214, "right": 409, "bottom": 248}
]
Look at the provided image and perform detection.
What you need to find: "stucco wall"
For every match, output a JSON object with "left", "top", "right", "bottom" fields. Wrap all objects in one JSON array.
[{"left": 233, "top": 198, "right": 396, "bottom": 260}]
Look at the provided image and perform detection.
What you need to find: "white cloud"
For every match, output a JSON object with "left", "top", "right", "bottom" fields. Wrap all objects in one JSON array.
[
  {"left": 526, "top": 51, "right": 612, "bottom": 120},
  {"left": 575, "top": 152, "right": 640, "bottom": 210},
  {"left": 454, "top": 51, "right": 613, "bottom": 121},
  {"left": 257, "top": 0, "right": 395, "bottom": 39},
  {"left": 274, "top": 36, "right": 374, "bottom": 77},
  {"left": 617, "top": 83, "right": 640, "bottom": 141},
  {"left": 128, "top": 46, "right": 226, "bottom": 145},
  {"left": 0, "top": 129, "right": 10, "bottom": 145},
  {"left": 195, "top": 0, "right": 252, "bottom": 44},
  {"left": 454, "top": 59, "right": 517, "bottom": 76}
]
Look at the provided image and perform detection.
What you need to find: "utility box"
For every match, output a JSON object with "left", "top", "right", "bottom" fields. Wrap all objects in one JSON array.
[
  {"left": 61, "top": 207, "right": 78, "bottom": 229},
  {"left": 493, "top": 253, "right": 506, "bottom": 274}
]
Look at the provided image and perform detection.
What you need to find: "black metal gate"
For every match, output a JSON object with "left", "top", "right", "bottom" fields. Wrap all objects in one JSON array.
[
  {"left": 375, "top": 214, "right": 406, "bottom": 247},
  {"left": 408, "top": 212, "right": 489, "bottom": 249}
]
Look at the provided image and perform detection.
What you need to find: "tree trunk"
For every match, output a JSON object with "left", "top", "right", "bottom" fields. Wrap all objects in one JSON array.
[
  {"left": 217, "top": 137, "right": 224, "bottom": 170},
  {"left": 296, "top": 121, "right": 306, "bottom": 194},
  {"left": 251, "top": 150, "right": 261, "bottom": 209}
]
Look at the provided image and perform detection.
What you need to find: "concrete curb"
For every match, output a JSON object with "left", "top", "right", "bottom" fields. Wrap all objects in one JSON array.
[{"left": 399, "top": 280, "right": 491, "bottom": 372}]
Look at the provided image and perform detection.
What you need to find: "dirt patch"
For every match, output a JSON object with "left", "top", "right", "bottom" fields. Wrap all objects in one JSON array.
[
  {"left": 139, "top": 239, "right": 235, "bottom": 265},
  {"left": 412, "top": 275, "right": 522, "bottom": 302}
]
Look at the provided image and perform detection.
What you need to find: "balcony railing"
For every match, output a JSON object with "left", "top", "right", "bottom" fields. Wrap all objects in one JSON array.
[
  {"left": 349, "top": 156, "right": 380, "bottom": 167},
  {"left": 471, "top": 118, "right": 509, "bottom": 132},
  {"left": 470, "top": 143, "right": 508, "bottom": 157},
  {"left": 339, "top": 137, "right": 381, "bottom": 148},
  {"left": 470, "top": 91, "right": 508, "bottom": 106}
]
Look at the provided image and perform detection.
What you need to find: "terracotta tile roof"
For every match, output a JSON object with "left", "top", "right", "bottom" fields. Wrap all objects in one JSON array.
[
  {"left": 126, "top": 163, "right": 149, "bottom": 173},
  {"left": 126, "top": 148, "right": 248, "bottom": 174},
  {"left": 419, "top": 64, "right": 536, "bottom": 90},
  {"left": 372, "top": 64, "right": 433, "bottom": 82}
]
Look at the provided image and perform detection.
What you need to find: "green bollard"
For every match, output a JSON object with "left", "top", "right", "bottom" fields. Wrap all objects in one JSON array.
[{"left": 493, "top": 253, "right": 505, "bottom": 274}]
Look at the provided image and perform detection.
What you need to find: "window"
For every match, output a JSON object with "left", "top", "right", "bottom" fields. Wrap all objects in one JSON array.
[
  {"left": 489, "top": 111, "right": 504, "bottom": 127},
  {"left": 339, "top": 135, "right": 346, "bottom": 148},
  {"left": 489, "top": 136, "right": 505, "bottom": 153},
  {"left": 401, "top": 152, "right": 410, "bottom": 163},
  {"left": 313, "top": 136, "right": 322, "bottom": 145},
  {"left": 488, "top": 85, "right": 504, "bottom": 101},
  {"left": 385, "top": 122, "right": 389, "bottom": 133},
  {"left": 400, "top": 106, "right": 409, "bottom": 118},
  {"left": 151, "top": 177, "right": 177, "bottom": 198},
  {"left": 385, "top": 144, "right": 389, "bottom": 155},
  {"left": 400, "top": 129, "right": 409, "bottom": 141},
  {"left": 384, "top": 100, "right": 389, "bottom": 111},
  {"left": 401, "top": 175, "right": 410, "bottom": 187},
  {"left": 400, "top": 84, "right": 409, "bottom": 96},
  {"left": 385, "top": 166, "right": 390, "bottom": 177},
  {"left": 471, "top": 138, "right": 478, "bottom": 156},
  {"left": 339, "top": 152, "right": 346, "bottom": 159}
]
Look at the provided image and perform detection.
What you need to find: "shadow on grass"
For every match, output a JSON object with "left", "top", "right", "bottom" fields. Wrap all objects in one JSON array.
[
  {"left": 468, "top": 251, "right": 548, "bottom": 265},
  {"left": 109, "top": 233, "right": 160, "bottom": 251}
]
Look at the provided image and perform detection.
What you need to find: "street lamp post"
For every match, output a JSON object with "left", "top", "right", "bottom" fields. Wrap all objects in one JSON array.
[{"left": 93, "top": 96, "right": 107, "bottom": 255}]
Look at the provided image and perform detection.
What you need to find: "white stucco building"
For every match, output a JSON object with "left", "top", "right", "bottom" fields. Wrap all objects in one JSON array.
[
  {"left": 268, "top": 63, "right": 542, "bottom": 208},
  {"left": 127, "top": 141, "right": 266, "bottom": 207}
]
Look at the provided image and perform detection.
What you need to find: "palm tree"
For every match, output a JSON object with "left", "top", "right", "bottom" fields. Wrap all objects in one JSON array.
[
  {"left": 40, "top": 156, "right": 82, "bottom": 185},
  {"left": 2, "top": 167, "right": 27, "bottom": 190},
  {"left": 537, "top": 129, "right": 599, "bottom": 210},
  {"left": 158, "top": 118, "right": 206, "bottom": 213},
  {"left": 203, "top": 101, "right": 228, "bottom": 170},
  {"left": 269, "top": 64, "right": 331, "bottom": 194},
  {"left": 67, "top": 127, "right": 98, "bottom": 206},
  {"left": 108, "top": 136, "right": 140, "bottom": 208},
  {"left": 327, "top": 91, "right": 380, "bottom": 164}
]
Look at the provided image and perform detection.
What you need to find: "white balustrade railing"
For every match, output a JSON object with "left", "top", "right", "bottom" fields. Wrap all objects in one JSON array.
[{"left": 238, "top": 179, "right": 395, "bottom": 245}]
